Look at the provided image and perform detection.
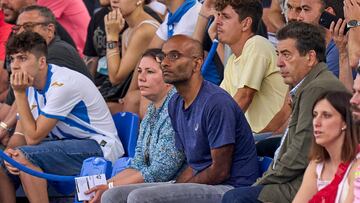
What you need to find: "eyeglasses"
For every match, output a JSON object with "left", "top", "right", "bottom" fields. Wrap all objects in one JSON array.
[
  {"left": 12, "top": 22, "right": 50, "bottom": 33},
  {"left": 155, "top": 51, "right": 198, "bottom": 63}
]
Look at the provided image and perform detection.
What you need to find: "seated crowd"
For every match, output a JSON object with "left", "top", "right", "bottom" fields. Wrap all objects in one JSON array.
[{"left": 0, "top": 0, "right": 360, "bottom": 203}]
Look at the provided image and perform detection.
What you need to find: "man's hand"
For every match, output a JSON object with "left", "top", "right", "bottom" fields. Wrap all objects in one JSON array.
[
  {"left": 330, "top": 19, "right": 348, "bottom": 53},
  {"left": 344, "top": 0, "right": 360, "bottom": 21},
  {"left": 10, "top": 72, "right": 34, "bottom": 94},
  {"left": 84, "top": 184, "right": 108, "bottom": 203},
  {"left": 0, "top": 126, "right": 9, "bottom": 144},
  {"left": 3, "top": 148, "right": 21, "bottom": 175},
  {"left": 0, "top": 128, "right": 10, "bottom": 146},
  {"left": 201, "top": 0, "right": 217, "bottom": 16},
  {"left": 176, "top": 166, "right": 193, "bottom": 183}
]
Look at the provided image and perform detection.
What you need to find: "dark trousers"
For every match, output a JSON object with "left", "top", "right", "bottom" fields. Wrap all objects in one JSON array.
[{"left": 222, "top": 185, "right": 264, "bottom": 203}]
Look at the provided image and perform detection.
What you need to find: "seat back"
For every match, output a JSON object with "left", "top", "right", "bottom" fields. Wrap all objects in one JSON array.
[
  {"left": 80, "top": 157, "right": 113, "bottom": 179},
  {"left": 112, "top": 112, "right": 140, "bottom": 157},
  {"left": 258, "top": 156, "right": 273, "bottom": 176},
  {"left": 111, "top": 157, "right": 132, "bottom": 177}
]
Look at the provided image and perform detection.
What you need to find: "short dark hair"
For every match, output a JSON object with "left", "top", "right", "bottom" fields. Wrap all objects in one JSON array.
[
  {"left": 320, "top": 0, "right": 344, "bottom": 19},
  {"left": 277, "top": 21, "right": 326, "bottom": 63},
  {"left": 19, "top": 5, "right": 56, "bottom": 25},
  {"left": 6, "top": 31, "right": 48, "bottom": 58},
  {"left": 215, "top": 0, "right": 263, "bottom": 33},
  {"left": 309, "top": 91, "right": 359, "bottom": 163}
]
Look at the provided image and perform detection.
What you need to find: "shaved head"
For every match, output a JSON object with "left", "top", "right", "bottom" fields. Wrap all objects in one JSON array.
[
  {"left": 161, "top": 35, "right": 204, "bottom": 85},
  {"left": 164, "top": 35, "right": 204, "bottom": 59}
]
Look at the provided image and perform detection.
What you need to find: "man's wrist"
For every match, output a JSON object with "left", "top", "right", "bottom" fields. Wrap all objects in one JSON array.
[
  {"left": 352, "top": 26, "right": 360, "bottom": 31},
  {"left": 198, "top": 12, "right": 211, "bottom": 20}
]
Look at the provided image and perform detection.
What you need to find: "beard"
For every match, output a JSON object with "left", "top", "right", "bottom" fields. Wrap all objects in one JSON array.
[
  {"left": 2, "top": 5, "right": 19, "bottom": 24},
  {"left": 163, "top": 75, "right": 188, "bottom": 85},
  {"left": 351, "top": 104, "right": 360, "bottom": 125}
]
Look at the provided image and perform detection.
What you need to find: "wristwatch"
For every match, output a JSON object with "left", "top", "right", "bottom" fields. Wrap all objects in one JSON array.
[
  {"left": 347, "top": 20, "right": 360, "bottom": 28},
  {"left": 106, "top": 41, "right": 118, "bottom": 49}
]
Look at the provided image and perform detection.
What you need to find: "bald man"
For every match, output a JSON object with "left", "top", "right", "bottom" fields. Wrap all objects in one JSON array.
[{"left": 100, "top": 35, "right": 259, "bottom": 203}]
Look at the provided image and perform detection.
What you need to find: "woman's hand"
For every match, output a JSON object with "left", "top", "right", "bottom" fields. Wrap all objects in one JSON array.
[
  {"left": 84, "top": 184, "right": 109, "bottom": 203},
  {"left": 104, "top": 8, "right": 125, "bottom": 42}
]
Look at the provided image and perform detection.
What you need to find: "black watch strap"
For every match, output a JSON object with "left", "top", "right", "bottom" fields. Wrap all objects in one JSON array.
[{"left": 107, "top": 41, "right": 118, "bottom": 49}]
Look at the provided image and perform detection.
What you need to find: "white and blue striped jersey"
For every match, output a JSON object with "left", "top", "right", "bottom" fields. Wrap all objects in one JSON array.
[{"left": 26, "top": 64, "right": 124, "bottom": 162}]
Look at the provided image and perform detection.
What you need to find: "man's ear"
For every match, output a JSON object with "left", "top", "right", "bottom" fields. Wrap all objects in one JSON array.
[
  {"left": 193, "top": 57, "right": 204, "bottom": 73},
  {"left": 325, "top": 7, "right": 336, "bottom": 16},
  {"left": 38, "top": 56, "right": 47, "bottom": 69},
  {"left": 307, "top": 50, "right": 318, "bottom": 67},
  {"left": 242, "top": 17, "right": 253, "bottom": 32},
  {"left": 47, "top": 23, "right": 56, "bottom": 35}
]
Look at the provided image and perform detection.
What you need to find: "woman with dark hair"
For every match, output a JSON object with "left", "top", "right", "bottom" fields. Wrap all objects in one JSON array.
[
  {"left": 293, "top": 91, "right": 360, "bottom": 203},
  {"left": 85, "top": 49, "right": 185, "bottom": 203}
]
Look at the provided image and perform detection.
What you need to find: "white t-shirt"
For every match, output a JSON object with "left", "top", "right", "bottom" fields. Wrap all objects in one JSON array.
[
  {"left": 26, "top": 64, "right": 124, "bottom": 162},
  {"left": 148, "top": 1, "right": 167, "bottom": 15},
  {"left": 155, "top": 1, "right": 202, "bottom": 41}
]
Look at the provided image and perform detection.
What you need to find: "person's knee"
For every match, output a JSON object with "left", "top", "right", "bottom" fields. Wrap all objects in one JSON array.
[
  {"left": 12, "top": 149, "right": 30, "bottom": 167},
  {"left": 101, "top": 188, "right": 127, "bottom": 203},
  {"left": 127, "top": 188, "right": 152, "bottom": 203},
  {"left": 222, "top": 186, "right": 262, "bottom": 203},
  {"left": 222, "top": 189, "right": 242, "bottom": 203}
]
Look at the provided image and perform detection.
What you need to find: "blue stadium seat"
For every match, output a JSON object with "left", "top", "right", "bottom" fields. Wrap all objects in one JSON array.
[
  {"left": 15, "top": 112, "right": 139, "bottom": 201},
  {"left": 80, "top": 157, "right": 113, "bottom": 179},
  {"left": 76, "top": 112, "right": 140, "bottom": 202},
  {"left": 79, "top": 112, "right": 139, "bottom": 179},
  {"left": 258, "top": 156, "right": 273, "bottom": 176},
  {"left": 111, "top": 157, "right": 132, "bottom": 177},
  {"left": 112, "top": 112, "right": 140, "bottom": 157}
]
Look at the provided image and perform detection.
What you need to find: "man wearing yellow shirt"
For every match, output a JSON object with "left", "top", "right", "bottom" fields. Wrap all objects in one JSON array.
[{"left": 216, "top": 0, "right": 288, "bottom": 134}]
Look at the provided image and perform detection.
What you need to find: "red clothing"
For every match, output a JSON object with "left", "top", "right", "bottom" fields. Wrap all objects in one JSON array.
[
  {"left": 309, "top": 161, "right": 351, "bottom": 203},
  {"left": 0, "top": 11, "right": 11, "bottom": 102},
  {"left": 38, "top": 0, "right": 90, "bottom": 57},
  {"left": 0, "top": 10, "right": 12, "bottom": 61}
]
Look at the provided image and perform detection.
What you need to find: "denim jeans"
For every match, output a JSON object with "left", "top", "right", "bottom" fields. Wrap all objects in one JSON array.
[
  {"left": 222, "top": 185, "right": 264, "bottom": 203},
  {"left": 101, "top": 182, "right": 234, "bottom": 203},
  {"left": 1, "top": 139, "right": 103, "bottom": 188}
]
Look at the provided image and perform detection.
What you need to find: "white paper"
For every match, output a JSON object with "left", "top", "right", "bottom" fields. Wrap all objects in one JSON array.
[{"left": 75, "top": 174, "right": 107, "bottom": 201}]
